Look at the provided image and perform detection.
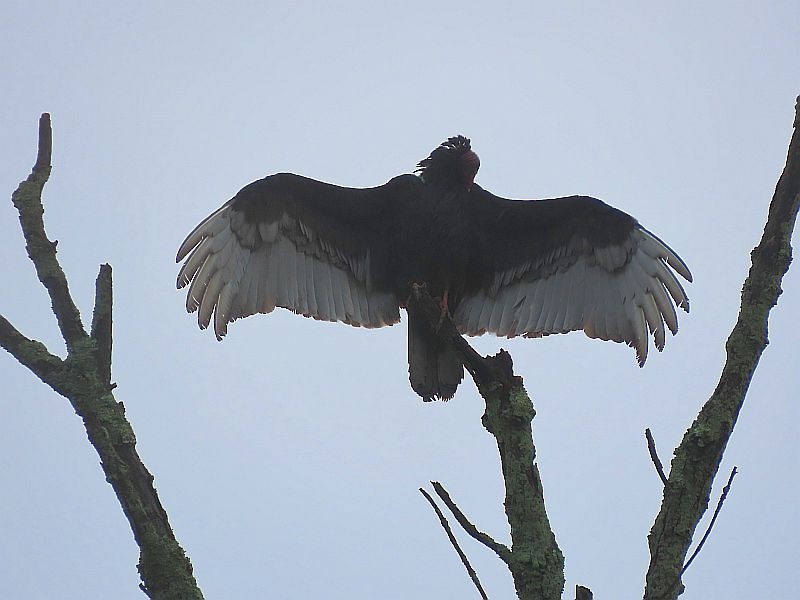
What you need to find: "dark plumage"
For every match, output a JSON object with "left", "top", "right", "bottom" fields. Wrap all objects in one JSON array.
[{"left": 177, "top": 136, "right": 692, "bottom": 401}]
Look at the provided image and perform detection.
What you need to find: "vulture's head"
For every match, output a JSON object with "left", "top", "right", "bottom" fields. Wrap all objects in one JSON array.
[{"left": 416, "top": 135, "right": 480, "bottom": 189}]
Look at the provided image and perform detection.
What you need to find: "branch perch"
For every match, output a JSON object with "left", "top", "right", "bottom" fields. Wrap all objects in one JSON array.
[
  {"left": 643, "top": 97, "right": 800, "bottom": 599},
  {"left": 1, "top": 114, "right": 203, "bottom": 600},
  {"left": 408, "top": 290, "right": 564, "bottom": 600}
]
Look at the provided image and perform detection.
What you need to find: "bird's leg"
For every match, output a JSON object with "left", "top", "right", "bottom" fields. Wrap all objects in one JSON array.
[
  {"left": 407, "top": 284, "right": 450, "bottom": 329},
  {"left": 436, "top": 289, "right": 451, "bottom": 330}
]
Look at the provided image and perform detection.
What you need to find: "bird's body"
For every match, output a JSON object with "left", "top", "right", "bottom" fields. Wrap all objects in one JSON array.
[
  {"left": 177, "top": 136, "right": 691, "bottom": 400},
  {"left": 391, "top": 186, "right": 480, "bottom": 303}
]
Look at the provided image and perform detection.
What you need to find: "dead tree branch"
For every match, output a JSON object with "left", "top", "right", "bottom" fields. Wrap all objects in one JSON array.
[
  {"left": 431, "top": 481, "right": 511, "bottom": 565},
  {"left": 11, "top": 114, "right": 86, "bottom": 351},
  {"left": 409, "top": 290, "right": 564, "bottom": 600},
  {"left": 643, "top": 97, "right": 800, "bottom": 599},
  {"left": 1, "top": 114, "right": 203, "bottom": 600},
  {"left": 681, "top": 466, "right": 738, "bottom": 575},
  {"left": 420, "top": 486, "right": 489, "bottom": 599},
  {"left": 645, "top": 428, "right": 668, "bottom": 486}
]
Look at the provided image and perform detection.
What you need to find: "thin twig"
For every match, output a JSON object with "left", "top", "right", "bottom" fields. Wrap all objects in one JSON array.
[
  {"left": 645, "top": 428, "right": 668, "bottom": 486},
  {"left": 430, "top": 481, "right": 512, "bottom": 564},
  {"left": 420, "top": 487, "right": 489, "bottom": 600},
  {"left": 681, "top": 467, "right": 738, "bottom": 575}
]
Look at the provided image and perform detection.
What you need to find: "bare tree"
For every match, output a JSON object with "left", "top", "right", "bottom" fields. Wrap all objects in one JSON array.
[{"left": 3, "top": 98, "right": 798, "bottom": 599}]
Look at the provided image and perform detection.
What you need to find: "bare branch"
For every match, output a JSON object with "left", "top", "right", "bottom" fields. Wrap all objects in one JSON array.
[
  {"left": 4, "top": 115, "right": 204, "bottom": 599},
  {"left": 420, "top": 487, "right": 489, "bottom": 600},
  {"left": 91, "top": 264, "right": 113, "bottom": 386},
  {"left": 0, "top": 314, "right": 68, "bottom": 394},
  {"left": 431, "top": 481, "right": 511, "bottom": 565},
  {"left": 34, "top": 112, "right": 52, "bottom": 172},
  {"left": 410, "top": 285, "right": 564, "bottom": 598},
  {"left": 644, "top": 97, "right": 800, "bottom": 599},
  {"left": 681, "top": 467, "right": 738, "bottom": 575},
  {"left": 10, "top": 113, "right": 87, "bottom": 351},
  {"left": 645, "top": 428, "right": 668, "bottom": 486}
]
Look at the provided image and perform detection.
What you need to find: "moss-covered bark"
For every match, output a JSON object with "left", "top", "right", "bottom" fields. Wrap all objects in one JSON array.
[
  {"left": 643, "top": 97, "right": 800, "bottom": 599},
  {"left": 1, "top": 114, "right": 203, "bottom": 600},
  {"left": 478, "top": 355, "right": 565, "bottom": 600}
]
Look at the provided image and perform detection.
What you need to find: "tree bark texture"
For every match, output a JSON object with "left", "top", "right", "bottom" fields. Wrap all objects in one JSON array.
[
  {"left": 478, "top": 353, "right": 565, "bottom": 600},
  {"left": 0, "top": 114, "right": 204, "bottom": 600}
]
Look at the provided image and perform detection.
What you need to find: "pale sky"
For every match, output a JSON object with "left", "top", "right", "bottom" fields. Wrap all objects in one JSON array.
[{"left": 2, "top": 2, "right": 798, "bottom": 599}]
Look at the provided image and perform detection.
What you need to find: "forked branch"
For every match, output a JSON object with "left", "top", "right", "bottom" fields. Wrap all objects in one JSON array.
[
  {"left": 430, "top": 481, "right": 511, "bottom": 564},
  {"left": 1, "top": 114, "right": 203, "bottom": 600}
]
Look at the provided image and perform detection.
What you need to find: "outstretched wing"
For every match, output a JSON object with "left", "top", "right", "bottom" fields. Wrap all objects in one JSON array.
[
  {"left": 454, "top": 188, "right": 692, "bottom": 364},
  {"left": 177, "top": 173, "right": 420, "bottom": 339}
]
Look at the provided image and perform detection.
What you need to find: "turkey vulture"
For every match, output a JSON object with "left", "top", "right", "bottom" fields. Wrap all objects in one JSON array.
[{"left": 177, "top": 136, "right": 691, "bottom": 401}]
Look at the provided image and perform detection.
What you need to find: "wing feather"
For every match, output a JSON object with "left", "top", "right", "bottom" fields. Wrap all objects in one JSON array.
[
  {"left": 630, "top": 304, "right": 649, "bottom": 365},
  {"left": 304, "top": 251, "right": 318, "bottom": 317},
  {"left": 198, "top": 270, "right": 225, "bottom": 330},
  {"left": 534, "top": 272, "right": 558, "bottom": 332},
  {"left": 261, "top": 243, "right": 280, "bottom": 313},
  {"left": 562, "top": 259, "right": 588, "bottom": 331},
  {"left": 294, "top": 241, "right": 308, "bottom": 314},
  {"left": 176, "top": 206, "right": 229, "bottom": 262},
  {"left": 523, "top": 279, "right": 547, "bottom": 334},
  {"left": 187, "top": 252, "right": 217, "bottom": 313},
  {"left": 313, "top": 253, "right": 328, "bottom": 319},
  {"left": 545, "top": 272, "right": 568, "bottom": 332}
]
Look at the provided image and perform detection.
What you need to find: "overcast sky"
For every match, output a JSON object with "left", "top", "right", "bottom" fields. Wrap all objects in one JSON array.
[{"left": 2, "top": 2, "right": 798, "bottom": 599}]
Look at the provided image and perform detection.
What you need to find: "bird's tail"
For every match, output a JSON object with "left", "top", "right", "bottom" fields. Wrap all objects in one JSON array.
[{"left": 408, "top": 313, "right": 464, "bottom": 401}]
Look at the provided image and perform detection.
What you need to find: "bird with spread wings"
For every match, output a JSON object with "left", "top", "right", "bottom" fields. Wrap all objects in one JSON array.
[{"left": 177, "top": 136, "right": 691, "bottom": 401}]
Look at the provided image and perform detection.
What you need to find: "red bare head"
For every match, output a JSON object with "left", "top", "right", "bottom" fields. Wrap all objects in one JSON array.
[
  {"left": 460, "top": 149, "right": 480, "bottom": 188},
  {"left": 416, "top": 136, "right": 480, "bottom": 190}
]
